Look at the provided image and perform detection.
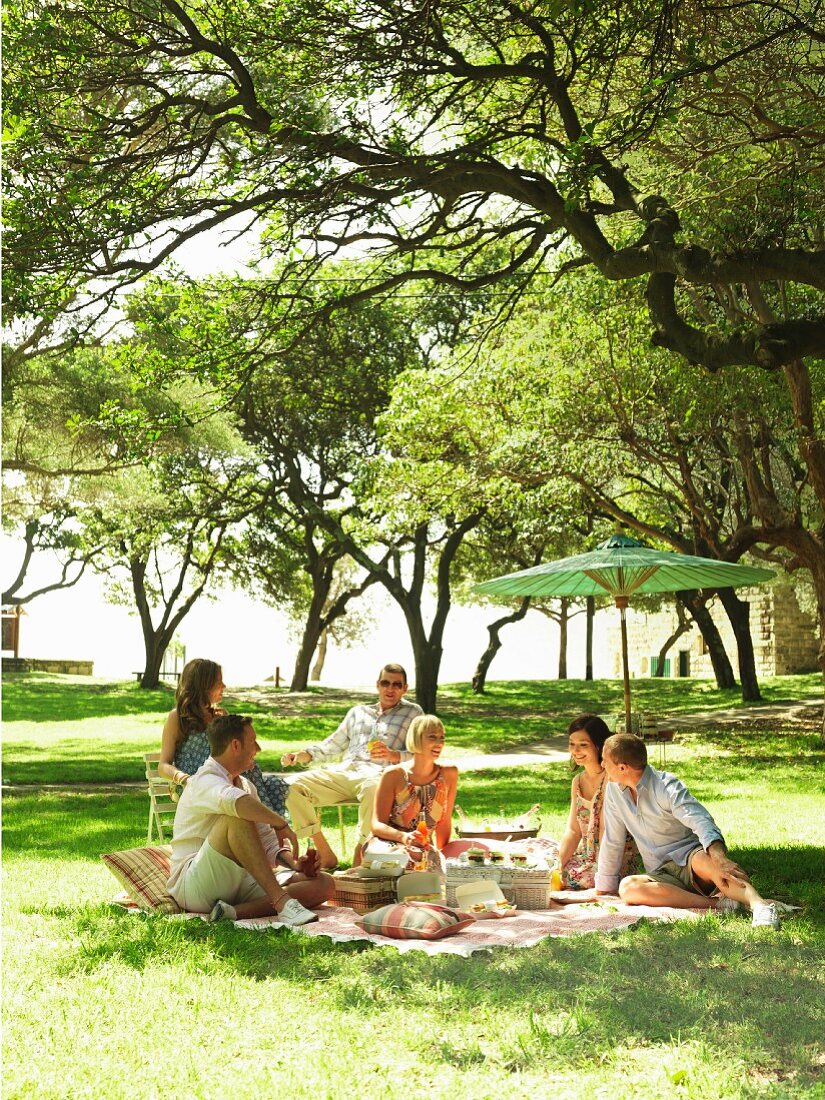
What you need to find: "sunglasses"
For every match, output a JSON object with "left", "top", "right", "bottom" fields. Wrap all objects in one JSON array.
[{"left": 378, "top": 679, "right": 405, "bottom": 689}]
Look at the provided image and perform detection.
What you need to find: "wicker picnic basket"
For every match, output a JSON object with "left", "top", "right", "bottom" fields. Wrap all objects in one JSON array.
[
  {"left": 329, "top": 871, "right": 397, "bottom": 914},
  {"left": 500, "top": 868, "right": 552, "bottom": 911},
  {"left": 445, "top": 864, "right": 503, "bottom": 907}
]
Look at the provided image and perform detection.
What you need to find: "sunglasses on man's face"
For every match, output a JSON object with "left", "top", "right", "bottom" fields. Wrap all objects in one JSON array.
[{"left": 379, "top": 679, "right": 405, "bottom": 689}]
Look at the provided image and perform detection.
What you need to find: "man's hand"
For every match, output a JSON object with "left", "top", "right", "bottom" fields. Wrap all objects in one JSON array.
[
  {"left": 707, "top": 841, "right": 751, "bottom": 888},
  {"left": 297, "top": 849, "right": 320, "bottom": 878},
  {"left": 281, "top": 750, "right": 313, "bottom": 767},
  {"left": 368, "top": 741, "right": 399, "bottom": 764},
  {"left": 276, "top": 823, "right": 299, "bottom": 858}
]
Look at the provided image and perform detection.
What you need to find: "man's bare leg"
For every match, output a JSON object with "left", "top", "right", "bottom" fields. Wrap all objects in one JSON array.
[
  {"left": 231, "top": 872, "right": 336, "bottom": 920},
  {"left": 306, "top": 830, "right": 338, "bottom": 870},
  {"left": 207, "top": 819, "right": 336, "bottom": 919},
  {"left": 619, "top": 875, "right": 717, "bottom": 908},
  {"left": 207, "top": 817, "right": 289, "bottom": 912},
  {"left": 690, "top": 850, "right": 769, "bottom": 912},
  {"left": 619, "top": 861, "right": 768, "bottom": 913}
]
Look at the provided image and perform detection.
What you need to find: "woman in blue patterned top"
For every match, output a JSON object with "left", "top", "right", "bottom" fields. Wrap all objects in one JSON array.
[{"left": 158, "top": 657, "right": 289, "bottom": 818}]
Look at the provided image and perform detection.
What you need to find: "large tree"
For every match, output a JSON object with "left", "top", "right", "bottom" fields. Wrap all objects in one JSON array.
[
  {"left": 89, "top": 437, "right": 259, "bottom": 687},
  {"left": 7, "top": 1, "right": 822, "bottom": 358},
  {"left": 378, "top": 283, "right": 813, "bottom": 698}
]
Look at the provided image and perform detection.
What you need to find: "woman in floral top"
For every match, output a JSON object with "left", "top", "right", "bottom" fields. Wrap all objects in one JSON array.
[
  {"left": 557, "top": 714, "right": 637, "bottom": 889},
  {"left": 366, "top": 714, "right": 458, "bottom": 872}
]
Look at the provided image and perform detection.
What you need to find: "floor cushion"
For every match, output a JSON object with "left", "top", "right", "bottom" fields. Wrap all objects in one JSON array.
[
  {"left": 101, "top": 845, "right": 182, "bottom": 915},
  {"left": 356, "top": 901, "right": 474, "bottom": 940}
]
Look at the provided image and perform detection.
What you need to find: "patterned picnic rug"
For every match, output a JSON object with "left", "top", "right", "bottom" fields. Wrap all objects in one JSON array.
[{"left": 232, "top": 898, "right": 703, "bottom": 956}]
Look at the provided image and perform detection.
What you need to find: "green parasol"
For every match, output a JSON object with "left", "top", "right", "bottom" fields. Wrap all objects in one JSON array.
[{"left": 473, "top": 534, "right": 774, "bottom": 732}]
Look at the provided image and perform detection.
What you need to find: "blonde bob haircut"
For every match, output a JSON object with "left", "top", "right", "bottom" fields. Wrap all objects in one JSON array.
[{"left": 406, "top": 714, "right": 445, "bottom": 753}]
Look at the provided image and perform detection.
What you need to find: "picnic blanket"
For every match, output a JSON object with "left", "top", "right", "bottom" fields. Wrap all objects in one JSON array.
[{"left": 230, "top": 899, "right": 704, "bottom": 956}]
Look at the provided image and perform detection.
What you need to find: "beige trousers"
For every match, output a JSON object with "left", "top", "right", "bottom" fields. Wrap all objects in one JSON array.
[{"left": 286, "top": 763, "right": 383, "bottom": 846}]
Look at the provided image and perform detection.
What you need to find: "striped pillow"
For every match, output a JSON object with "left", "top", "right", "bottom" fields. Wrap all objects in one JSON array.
[
  {"left": 358, "top": 902, "right": 474, "bottom": 940},
  {"left": 101, "top": 845, "right": 182, "bottom": 915}
]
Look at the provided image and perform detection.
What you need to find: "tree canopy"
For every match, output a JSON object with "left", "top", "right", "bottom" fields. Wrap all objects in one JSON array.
[{"left": 6, "top": 0, "right": 823, "bottom": 369}]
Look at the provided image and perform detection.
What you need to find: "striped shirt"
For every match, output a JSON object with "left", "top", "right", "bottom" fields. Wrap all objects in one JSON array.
[{"left": 305, "top": 699, "right": 423, "bottom": 765}]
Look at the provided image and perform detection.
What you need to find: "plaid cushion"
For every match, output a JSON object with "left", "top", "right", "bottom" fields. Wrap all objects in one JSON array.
[
  {"left": 101, "top": 845, "right": 182, "bottom": 915},
  {"left": 358, "top": 902, "right": 473, "bottom": 940}
]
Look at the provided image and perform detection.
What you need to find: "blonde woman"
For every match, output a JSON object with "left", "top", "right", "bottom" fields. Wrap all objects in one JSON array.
[
  {"left": 367, "top": 714, "right": 458, "bottom": 870},
  {"left": 159, "top": 658, "right": 289, "bottom": 817}
]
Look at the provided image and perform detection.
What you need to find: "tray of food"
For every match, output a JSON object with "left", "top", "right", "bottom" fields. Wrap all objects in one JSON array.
[{"left": 454, "top": 880, "right": 517, "bottom": 918}]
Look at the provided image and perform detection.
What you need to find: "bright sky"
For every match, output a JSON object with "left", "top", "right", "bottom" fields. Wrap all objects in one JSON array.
[{"left": 4, "top": 538, "right": 613, "bottom": 689}]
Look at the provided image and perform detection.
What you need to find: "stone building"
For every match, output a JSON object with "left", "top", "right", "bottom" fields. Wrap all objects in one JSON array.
[{"left": 607, "top": 585, "right": 819, "bottom": 681}]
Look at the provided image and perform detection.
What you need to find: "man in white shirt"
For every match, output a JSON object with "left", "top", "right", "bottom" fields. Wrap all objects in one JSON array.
[
  {"left": 168, "top": 713, "right": 335, "bottom": 925},
  {"left": 281, "top": 663, "right": 423, "bottom": 869},
  {"left": 595, "top": 733, "right": 780, "bottom": 929}
]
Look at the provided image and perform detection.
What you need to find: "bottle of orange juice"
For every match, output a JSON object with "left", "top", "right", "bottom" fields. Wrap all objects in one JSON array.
[{"left": 550, "top": 863, "right": 563, "bottom": 892}]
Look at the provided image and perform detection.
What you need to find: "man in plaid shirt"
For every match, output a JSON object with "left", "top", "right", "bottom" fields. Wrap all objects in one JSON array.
[{"left": 281, "top": 663, "right": 422, "bottom": 869}]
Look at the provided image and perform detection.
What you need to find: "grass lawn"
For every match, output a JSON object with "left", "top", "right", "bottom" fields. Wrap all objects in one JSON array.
[{"left": 3, "top": 673, "right": 825, "bottom": 1098}]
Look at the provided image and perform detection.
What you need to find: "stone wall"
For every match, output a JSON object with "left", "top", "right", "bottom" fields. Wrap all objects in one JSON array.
[
  {"left": 2, "top": 657, "right": 94, "bottom": 675},
  {"left": 607, "top": 585, "right": 818, "bottom": 680}
]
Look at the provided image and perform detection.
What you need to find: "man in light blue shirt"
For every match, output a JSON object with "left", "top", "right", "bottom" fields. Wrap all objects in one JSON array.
[
  {"left": 595, "top": 734, "right": 780, "bottom": 929},
  {"left": 281, "top": 663, "right": 423, "bottom": 869}
]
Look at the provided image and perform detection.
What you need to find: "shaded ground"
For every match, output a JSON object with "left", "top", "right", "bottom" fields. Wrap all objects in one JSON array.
[
  {"left": 670, "top": 700, "right": 823, "bottom": 731},
  {"left": 231, "top": 686, "right": 824, "bottom": 728}
]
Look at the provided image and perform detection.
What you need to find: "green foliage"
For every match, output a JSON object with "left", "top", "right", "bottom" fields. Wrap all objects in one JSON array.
[{"left": 7, "top": 0, "right": 822, "bottom": 371}]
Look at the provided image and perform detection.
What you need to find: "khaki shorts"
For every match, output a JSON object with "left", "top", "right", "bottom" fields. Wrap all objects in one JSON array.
[
  {"left": 646, "top": 846, "right": 716, "bottom": 898},
  {"left": 172, "top": 840, "right": 293, "bottom": 913}
]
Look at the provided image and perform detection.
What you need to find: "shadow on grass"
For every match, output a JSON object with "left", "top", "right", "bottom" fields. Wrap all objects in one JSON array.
[
  {"left": 33, "top": 901, "right": 825, "bottom": 1089},
  {"left": 3, "top": 790, "right": 148, "bottom": 857}
]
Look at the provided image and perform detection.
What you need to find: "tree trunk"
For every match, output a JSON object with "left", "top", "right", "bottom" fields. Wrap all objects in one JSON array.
[
  {"left": 291, "top": 579, "right": 328, "bottom": 691},
  {"left": 655, "top": 601, "right": 690, "bottom": 677},
  {"left": 677, "top": 589, "right": 737, "bottom": 690},
  {"left": 290, "top": 541, "right": 382, "bottom": 690},
  {"left": 557, "top": 597, "right": 569, "bottom": 679},
  {"left": 140, "top": 636, "right": 166, "bottom": 689},
  {"left": 336, "top": 514, "right": 484, "bottom": 713},
  {"left": 716, "top": 587, "right": 761, "bottom": 702},
  {"left": 129, "top": 541, "right": 217, "bottom": 690},
  {"left": 472, "top": 598, "right": 531, "bottom": 693},
  {"left": 810, "top": 558, "right": 825, "bottom": 742},
  {"left": 311, "top": 627, "right": 328, "bottom": 682},
  {"left": 585, "top": 596, "right": 594, "bottom": 680},
  {"left": 413, "top": 636, "right": 441, "bottom": 715}
]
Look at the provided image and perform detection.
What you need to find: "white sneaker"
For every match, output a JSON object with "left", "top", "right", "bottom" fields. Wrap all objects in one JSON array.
[
  {"left": 207, "top": 900, "right": 237, "bottom": 923},
  {"left": 751, "top": 902, "right": 781, "bottom": 930},
  {"left": 715, "top": 896, "right": 742, "bottom": 914},
  {"left": 276, "top": 897, "right": 318, "bottom": 926}
]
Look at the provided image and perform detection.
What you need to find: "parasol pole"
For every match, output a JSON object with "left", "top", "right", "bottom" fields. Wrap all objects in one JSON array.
[{"left": 615, "top": 596, "right": 633, "bottom": 734}]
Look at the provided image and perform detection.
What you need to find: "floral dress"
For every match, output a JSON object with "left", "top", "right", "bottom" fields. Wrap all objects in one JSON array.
[
  {"left": 564, "top": 773, "right": 638, "bottom": 889},
  {"left": 367, "top": 767, "right": 449, "bottom": 872},
  {"left": 174, "top": 730, "right": 289, "bottom": 819}
]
